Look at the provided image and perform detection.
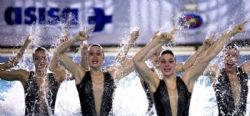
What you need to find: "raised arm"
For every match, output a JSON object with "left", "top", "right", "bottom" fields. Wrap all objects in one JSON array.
[
  {"left": 57, "top": 31, "right": 87, "bottom": 54},
  {"left": 80, "top": 41, "right": 89, "bottom": 70},
  {"left": 133, "top": 30, "right": 175, "bottom": 92},
  {"left": 115, "top": 29, "right": 139, "bottom": 63},
  {"left": 182, "top": 21, "right": 247, "bottom": 92},
  {"left": 176, "top": 34, "right": 215, "bottom": 72},
  {"left": 108, "top": 57, "right": 135, "bottom": 81},
  {"left": 49, "top": 50, "right": 67, "bottom": 83},
  {"left": 241, "top": 60, "right": 250, "bottom": 75},
  {"left": 108, "top": 30, "right": 139, "bottom": 80},
  {"left": 0, "top": 35, "right": 31, "bottom": 70},
  {"left": 49, "top": 34, "right": 71, "bottom": 82},
  {"left": 199, "top": 22, "right": 246, "bottom": 62},
  {"left": 56, "top": 31, "right": 88, "bottom": 84},
  {"left": 0, "top": 69, "right": 29, "bottom": 85}
]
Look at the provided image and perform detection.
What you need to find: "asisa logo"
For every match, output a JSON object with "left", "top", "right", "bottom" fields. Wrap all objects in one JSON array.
[{"left": 4, "top": 6, "right": 79, "bottom": 25}]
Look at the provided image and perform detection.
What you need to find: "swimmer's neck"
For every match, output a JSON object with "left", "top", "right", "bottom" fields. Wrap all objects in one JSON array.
[
  {"left": 90, "top": 67, "right": 102, "bottom": 71},
  {"left": 163, "top": 74, "right": 176, "bottom": 81},
  {"left": 35, "top": 68, "right": 47, "bottom": 77},
  {"left": 90, "top": 68, "right": 103, "bottom": 75},
  {"left": 225, "top": 64, "right": 237, "bottom": 73}
]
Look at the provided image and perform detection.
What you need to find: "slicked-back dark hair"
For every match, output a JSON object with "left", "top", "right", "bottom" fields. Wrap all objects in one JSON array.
[
  {"left": 34, "top": 47, "right": 47, "bottom": 53},
  {"left": 225, "top": 43, "right": 238, "bottom": 50},
  {"left": 33, "top": 47, "right": 49, "bottom": 60},
  {"left": 160, "top": 49, "right": 175, "bottom": 57}
]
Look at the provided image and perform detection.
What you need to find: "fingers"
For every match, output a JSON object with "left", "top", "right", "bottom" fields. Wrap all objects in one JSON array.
[
  {"left": 25, "top": 35, "right": 32, "bottom": 43},
  {"left": 170, "top": 28, "right": 178, "bottom": 35},
  {"left": 60, "top": 37, "right": 68, "bottom": 43},
  {"left": 204, "top": 39, "right": 213, "bottom": 46},
  {"left": 161, "top": 32, "right": 174, "bottom": 41},
  {"left": 82, "top": 26, "right": 93, "bottom": 35},
  {"left": 238, "top": 20, "right": 247, "bottom": 30},
  {"left": 241, "top": 20, "right": 248, "bottom": 26},
  {"left": 81, "top": 41, "right": 88, "bottom": 49},
  {"left": 79, "top": 26, "right": 92, "bottom": 38},
  {"left": 131, "top": 30, "right": 140, "bottom": 40},
  {"left": 154, "top": 31, "right": 160, "bottom": 35},
  {"left": 79, "top": 31, "right": 89, "bottom": 38}
]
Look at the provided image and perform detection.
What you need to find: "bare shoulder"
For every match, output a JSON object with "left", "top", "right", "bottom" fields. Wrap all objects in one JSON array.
[
  {"left": 51, "top": 69, "right": 66, "bottom": 84},
  {"left": 240, "top": 60, "right": 250, "bottom": 74},
  {"left": 16, "top": 69, "right": 30, "bottom": 84},
  {"left": 175, "top": 62, "right": 184, "bottom": 72},
  {"left": 201, "top": 64, "right": 219, "bottom": 77}
]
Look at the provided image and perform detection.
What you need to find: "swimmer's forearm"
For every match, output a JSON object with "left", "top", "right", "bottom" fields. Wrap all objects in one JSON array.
[
  {"left": 134, "top": 36, "right": 162, "bottom": 62},
  {"left": 202, "top": 26, "right": 241, "bottom": 61},
  {"left": 116, "top": 30, "right": 139, "bottom": 62},
  {"left": 209, "top": 22, "right": 245, "bottom": 56},
  {"left": 116, "top": 38, "right": 134, "bottom": 62},
  {"left": 206, "top": 33, "right": 232, "bottom": 59},
  {"left": 182, "top": 44, "right": 207, "bottom": 71},
  {"left": 56, "top": 34, "right": 80, "bottom": 54},
  {"left": 0, "top": 63, "right": 9, "bottom": 70},
  {"left": 116, "top": 43, "right": 131, "bottom": 62},
  {"left": 0, "top": 69, "right": 26, "bottom": 81},
  {"left": 49, "top": 54, "right": 59, "bottom": 71},
  {"left": 80, "top": 44, "right": 89, "bottom": 70},
  {"left": 10, "top": 35, "right": 31, "bottom": 67}
]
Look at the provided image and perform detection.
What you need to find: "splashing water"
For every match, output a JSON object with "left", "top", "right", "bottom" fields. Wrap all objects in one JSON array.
[
  {"left": 1, "top": 64, "right": 250, "bottom": 116},
  {"left": 0, "top": 82, "right": 25, "bottom": 116},
  {"left": 112, "top": 72, "right": 150, "bottom": 116},
  {"left": 1, "top": 20, "right": 250, "bottom": 115},
  {"left": 28, "top": 24, "right": 42, "bottom": 47},
  {"left": 2, "top": 70, "right": 249, "bottom": 115}
]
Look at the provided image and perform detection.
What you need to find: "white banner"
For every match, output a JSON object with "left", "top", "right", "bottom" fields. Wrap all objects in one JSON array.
[{"left": 0, "top": 0, "right": 249, "bottom": 47}]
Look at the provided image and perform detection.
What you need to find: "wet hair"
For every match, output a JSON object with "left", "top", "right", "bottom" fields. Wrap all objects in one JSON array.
[
  {"left": 223, "top": 43, "right": 239, "bottom": 55},
  {"left": 88, "top": 43, "right": 103, "bottom": 50},
  {"left": 33, "top": 47, "right": 49, "bottom": 60},
  {"left": 160, "top": 49, "right": 175, "bottom": 57},
  {"left": 225, "top": 43, "right": 238, "bottom": 50},
  {"left": 34, "top": 47, "right": 48, "bottom": 53}
]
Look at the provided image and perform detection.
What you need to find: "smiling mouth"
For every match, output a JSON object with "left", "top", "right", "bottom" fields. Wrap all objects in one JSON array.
[
  {"left": 226, "top": 62, "right": 235, "bottom": 66},
  {"left": 92, "top": 61, "right": 98, "bottom": 64},
  {"left": 164, "top": 68, "right": 171, "bottom": 72},
  {"left": 38, "top": 63, "right": 44, "bottom": 66}
]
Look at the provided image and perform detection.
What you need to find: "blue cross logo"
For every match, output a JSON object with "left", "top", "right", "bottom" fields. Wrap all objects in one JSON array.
[{"left": 88, "top": 8, "right": 112, "bottom": 32}]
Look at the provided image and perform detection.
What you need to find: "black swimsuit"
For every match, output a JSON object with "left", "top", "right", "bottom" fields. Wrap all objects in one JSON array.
[
  {"left": 76, "top": 71, "right": 115, "bottom": 116},
  {"left": 153, "top": 77, "right": 191, "bottom": 116},
  {"left": 214, "top": 67, "right": 248, "bottom": 116},
  {"left": 24, "top": 71, "right": 59, "bottom": 116}
]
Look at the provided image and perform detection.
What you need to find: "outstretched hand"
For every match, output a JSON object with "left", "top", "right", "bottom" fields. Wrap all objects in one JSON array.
[
  {"left": 130, "top": 29, "right": 140, "bottom": 42},
  {"left": 78, "top": 27, "right": 91, "bottom": 41},
  {"left": 81, "top": 41, "right": 88, "bottom": 49},
  {"left": 231, "top": 21, "right": 247, "bottom": 35},
  {"left": 25, "top": 34, "right": 35, "bottom": 44},
  {"left": 204, "top": 33, "right": 216, "bottom": 47},
  {"left": 24, "top": 35, "right": 32, "bottom": 44},
  {"left": 60, "top": 33, "right": 69, "bottom": 43},
  {"left": 159, "top": 28, "right": 177, "bottom": 42}
]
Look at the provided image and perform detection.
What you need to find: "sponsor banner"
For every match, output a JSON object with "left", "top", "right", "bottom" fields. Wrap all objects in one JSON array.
[{"left": 0, "top": 0, "right": 248, "bottom": 47}]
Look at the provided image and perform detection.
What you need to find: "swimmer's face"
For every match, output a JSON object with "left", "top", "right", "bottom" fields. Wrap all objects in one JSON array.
[
  {"left": 159, "top": 53, "right": 176, "bottom": 77},
  {"left": 88, "top": 46, "right": 104, "bottom": 69},
  {"left": 33, "top": 50, "right": 49, "bottom": 70},
  {"left": 223, "top": 48, "right": 239, "bottom": 66}
]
